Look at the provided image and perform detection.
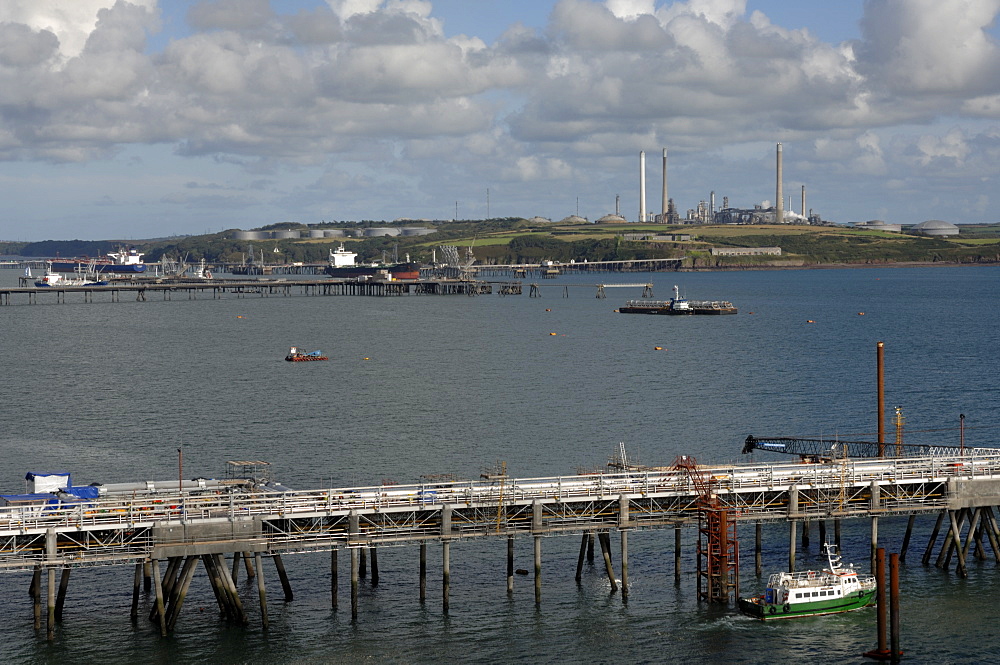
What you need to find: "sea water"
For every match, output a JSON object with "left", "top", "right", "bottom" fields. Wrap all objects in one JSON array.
[{"left": 0, "top": 265, "right": 998, "bottom": 664}]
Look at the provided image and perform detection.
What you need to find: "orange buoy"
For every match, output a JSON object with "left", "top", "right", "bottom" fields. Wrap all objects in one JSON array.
[
  {"left": 858, "top": 312, "right": 865, "bottom": 316},
  {"left": 806, "top": 320, "right": 815, "bottom": 323},
  {"left": 545, "top": 309, "right": 551, "bottom": 312},
  {"left": 654, "top": 347, "right": 663, "bottom": 351},
  {"left": 549, "top": 332, "right": 557, "bottom": 336}
]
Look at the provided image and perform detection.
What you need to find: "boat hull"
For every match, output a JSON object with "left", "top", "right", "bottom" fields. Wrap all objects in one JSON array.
[
  {"left": 324, "top": 263, "right": 420, "bottom": 280},
  {"left": 619, "top": 305, "right": 737, "bottom": 315},
  {"left": 738, "top": 589, "right": 876, "bottom": 620}
]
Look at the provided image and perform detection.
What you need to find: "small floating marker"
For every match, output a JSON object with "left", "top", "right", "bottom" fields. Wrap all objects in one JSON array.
[
  {"left": 748, "top": 312, "right": 754, "bottom": 315},
  {"left": 806, "top": 320, "right": 815, "bottom": 323},
  {"left": 515, "top": 569, "right": 529, "bottom": 576},
  {"left": 858, "top": 312, "right": 865, "bottom": 316},
  {"left": 545, "top": 308, "right": 551, "bottom": 312},
  {"left": 236, "top": 315, "right": 244, "bottom": 319},
  {"left": 549, "top": 332, "right": 557, "bottom": 336},
  {"left": 363, "top": 357, "right": 370, "bottom": 360},
  {"left": 654, "top": 347, "right": 663, "bottom": 351},
  {"left": 613, "top": 309, "right": 619, "bottom": 313}
]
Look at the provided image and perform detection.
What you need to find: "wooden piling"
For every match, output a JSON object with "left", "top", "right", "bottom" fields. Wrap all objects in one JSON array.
[
  {"left": 620, "top": 530, "right": 629, "bottom": 601},
  {"left": 231, "top": 551, "right": 242, "bottom": 584},
  {"left": 47, "top": 567, "right": 56, "bottom": 640},
  {"left": 755, "top": 522, "right": 762, "bottom": 577},
  {"left": 788, "top": 520, "right": 797, "bottom": 573},
  {"left": 587, "top": 532, "right": 595, "bottom": 564},
  {"left": 870, "top": 515, "right": 879, "bottom": 574},
  {"left": 875, "top": 547, "right": 887, "bottom": 655},
  {"left": 166, "top": 556, "right": 199, "bottom": 632},
  {"left": 131, "top": 563, "right": 142, "bottom": 622},
  {"left": 32, "top": 567, "right": 41, "bottom": 630},
  {"left": 351, "top": 548, "right": 359, "bottom": 622},
  {"left": 575, "top": 533, "right": 588, "bottom": 583},
  {"left": 55, "top": 567, "right": 71, "bottom": 621},
  {"left": 889, "top": 552, "right": 901, "bottom": 661},
  {"left": 419, "top": 541, "right": 427, "bottom": 603},
  {"left": 255, "top": 552, "right": 269, "bottom": 630},
  {"left": 598, "top": 532, "right": 618, "bottom": 592},
  {"left": 216, "top": 553, "right": 248, "bottom": 625},
  {"left": 201, "top": 554, "right": 228, "bottom": 616},
  {"left": 922, "top": 511, "right": 945, "bottom": 565},
  {"left": 331, "top": 549, "right": 338, "bottom": 610},
  {"left": 151, "top": 559, "right": 168, "bottom": 637},
  {"left": 443, "top": 541, "right": 451, "bottom": 614},
  {"left": 508, "top": 536, "right": 516, "bottom": 593},
  {"left": 533, "top": 535, "right": 542, "bottom": 606},
  {"left": 899, "top": 514, "right": 916, "bottom": 563},
  {"left": 243, "top": 551, "right": 256, "bottom": 579},
  {"left": 674, "top": 526, "right": 682, "bottom": 585},
  {"left": 273, "top": 554, "right": 294, "bottom": 601}
]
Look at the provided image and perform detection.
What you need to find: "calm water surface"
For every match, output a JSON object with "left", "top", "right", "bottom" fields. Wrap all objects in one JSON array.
[{"left": 0, "top": 265, "right": 997, "bottom": 664}]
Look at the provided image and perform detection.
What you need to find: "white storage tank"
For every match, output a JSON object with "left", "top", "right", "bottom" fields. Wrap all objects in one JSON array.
[
  {"left": 271, "top": 230, "right": 301, "bottom": 239},
  {"left": 233, "top": 230, "right": 268, "bottom": 240}
]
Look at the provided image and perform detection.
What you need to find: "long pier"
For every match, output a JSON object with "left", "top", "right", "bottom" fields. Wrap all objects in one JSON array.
[{"left": 5, "top": 450, "right": 1000, "bottom": 636}]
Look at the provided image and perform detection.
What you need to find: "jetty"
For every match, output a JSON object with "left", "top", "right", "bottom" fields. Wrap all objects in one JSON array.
[{"left": 6, "top": 445, "right": 1000, "bottom": 639}]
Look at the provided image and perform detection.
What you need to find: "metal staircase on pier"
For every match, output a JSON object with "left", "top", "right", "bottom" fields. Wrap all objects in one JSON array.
[{"left": 673, "top": 455, "right": 739, "bottom": 603}]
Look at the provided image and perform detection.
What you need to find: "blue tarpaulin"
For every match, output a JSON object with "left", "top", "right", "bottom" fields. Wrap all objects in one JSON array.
[{"left": 63, "top": 486, "right": 100, "bottom": 500}]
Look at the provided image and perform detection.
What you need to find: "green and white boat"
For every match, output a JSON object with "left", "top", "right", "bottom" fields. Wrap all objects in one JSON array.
[{"left": 739, "top": 544, "right": 877, "bottom": 620}]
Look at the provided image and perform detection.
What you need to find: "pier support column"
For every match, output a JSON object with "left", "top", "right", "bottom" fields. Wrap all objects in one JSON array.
[
  {"left": 900, "top": 515, "right": 916, "bottom": 563},
  {"left": 151, "top": 559, "right": 167, "bottom": 637},
  {"left": 575, "top": 533, "right": 588, "bottom": 583},
  {"left": 755, "top": 522, "right": 762, "bottom": 577},
  {"left": 273, "top": 554, "right": 293, "bottom": 601},
  {"left": 359, "top": 547, "right": 367, "bottom": 579},
  {"left": 330, "top": 549, "right": 338, "bottom": 610},
  {"left": 598, "top": 532, "right": 618, "bottom": 592},
  {"left": 165, "top": 556, "right": 199, "bottom": 632},
  {"left": 533, "top": 535, "right": 542, "bottom": 606},
  {"left": 231, "top": 551, "right": 242, "bottom": 584},
  {"left": 143, "top": 561, "right": 152, "bottom": 592},
  {"left": 788, "top": 520, "right": 797, "bottom": 573},
  {"left": 218, "top": 554, "right": 248, "bottom": 625},
  {"left": 834, "top": 519, "right": 842, "bottom": 548},
  {"left": 31, "top": 567, "right": 41, "bottom": 630},
  {"left": 131, "top": 563, "right": 143, "bottom": 622},
  {"left": 243, "top": 551, "right": 256, "bottom": 579},
  {"left": 370, "top": 547, "right": 379, "bottom": 587},
  {"left": 419, "top": 541, "right": 427, "bottom": 603},
  {"left": 255, "top": 553, "right": 269, "bottom": 630},
  {"left": 508, "top": 536, "right": 516, "bottom": 593},
  {"left": 818, "top": 520, "right": 827, "bottom": 548},
  {"left": 350, "top": 548, "right": 359, "bottom": 622},
  {"left": 674, "top": 526, "right": 682, "bottom": 586},
  {"left": 442, "top": 541, "right": 451, "bottom": 614},
  {"left": 620, "top": 530, "right": 629, "bottom": 601},
  {"left": 802, "top": 519, "right": 810, "bottom": 549},
  {"left": 982, "top": 508, "right": 1000, "bottom": 563},
  {"left": 46, "top": 567, "right": 56, "bottom": 640},
  {"left": 55, "top": 567, "right": 71, "bottom": 621},
  {"left": 871, "top": 516, "right": 879, "bottom": 575},
  {"left": 588, "top": 532, "right": 595, "bottom": 563}
]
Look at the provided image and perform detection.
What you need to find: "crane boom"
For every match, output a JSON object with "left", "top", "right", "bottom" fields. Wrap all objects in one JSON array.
[{"left": 742, "top": 435, "right": 991, "bottom": 459}]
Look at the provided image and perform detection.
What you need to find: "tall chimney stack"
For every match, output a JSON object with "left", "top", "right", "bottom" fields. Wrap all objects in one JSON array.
[
  {"left": 801, "top": 185, "right": 806, "bottom": 220},
  {"left": 639, "top": 151, "right": 646, "bottom": 223},
  {"left": 661, "top": 148, "right": 668, "bottom": 223},
  {"left": 775, "top": 143, "right": 784, "bottom": 224}
]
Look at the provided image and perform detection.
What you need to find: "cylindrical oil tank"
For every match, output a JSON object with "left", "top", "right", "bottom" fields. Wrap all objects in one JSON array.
[
  {"left": 308, "top": 229, "right": 326, "bottom": 238},
  {"left": 400, "top": 227, "right": 436, "bottom": 236},
  {"left": 323, "top": 229, "right": 345, "bottom": 237},
  {"left": 272, "top": 230, "right": 301, "bottom": 239},
  {"left": 233, "top": 230, "right": 268, "bottom": 240},
  {"left": 364, "top": 228, "right": 401, "bottom": 237}
]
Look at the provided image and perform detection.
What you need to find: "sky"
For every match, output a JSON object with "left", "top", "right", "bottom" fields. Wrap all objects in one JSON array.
[{"left": 1, "top": 0, "right": 999, "bottom": 241}]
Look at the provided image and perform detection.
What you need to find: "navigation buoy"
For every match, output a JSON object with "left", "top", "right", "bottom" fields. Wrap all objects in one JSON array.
[
  {"left": 549, "top": 332, "right": 557, "bottom": 336},
  {"left": 363, "top": 357, "right": 370, "bottom": 360},
  {"left": 654, "top": 347, "right": 663, "bottom": 351},
  {"left": 545, "top": 309, "right": 551, "bottom": 312},
  {"left": 858, "top": 312, "right": 865, "bottom": 316},
  {"left": 806, "top": 320, "right": 815, "bottom": 323},
  {"left": 236, "top": 315, "right": 244, "bottom": 319}
]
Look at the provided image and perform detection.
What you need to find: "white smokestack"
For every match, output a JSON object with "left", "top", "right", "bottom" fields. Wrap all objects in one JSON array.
[
  {"left": 801, "top": 185, "right": 806, "bottom": 219},
  {"left": 775, "top": 143, "right": 783, "bottom": 224},
  {"left": 639, "top": 151, "right": 646, "bottom": 223},
  {"left": 661, "top": 148, "right": 668, "bottom": 223}
]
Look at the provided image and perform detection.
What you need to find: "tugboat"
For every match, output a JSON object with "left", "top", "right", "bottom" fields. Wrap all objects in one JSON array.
[
  {"left": 738, "top": 544, "right": 877, "bottom": 620},
  {"left": 285, "top": 346, "right": 328, "bottom": 362}
]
